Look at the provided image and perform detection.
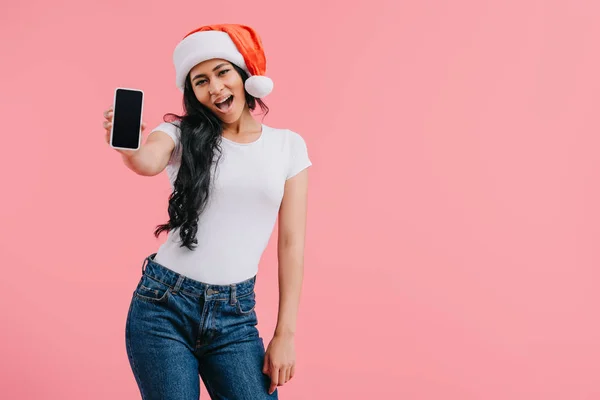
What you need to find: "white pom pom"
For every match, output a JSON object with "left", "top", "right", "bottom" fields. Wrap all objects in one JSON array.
[{"left": 245, "top": 75, "right": 274, "bottom": 98}]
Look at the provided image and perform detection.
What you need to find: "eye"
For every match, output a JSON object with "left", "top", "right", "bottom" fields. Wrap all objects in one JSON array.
[
  {"left": 219, "top": 69, "right": 230, "bottom": 76},
  {"left": 195, "top": 79, "right": 207, "bottom": 86}
]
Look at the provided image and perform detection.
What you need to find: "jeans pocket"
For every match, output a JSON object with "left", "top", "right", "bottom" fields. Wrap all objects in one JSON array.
[
  {"left": 235, "top": 291, "right": 256, "bottom": 315},
  {"left": 134, "top": 275, "right": 171, "bottom": 303}
]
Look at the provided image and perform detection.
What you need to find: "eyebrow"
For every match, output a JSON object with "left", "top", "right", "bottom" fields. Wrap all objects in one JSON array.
[{"left": 191, "top": 63, "right": 229, "bottom": 81}]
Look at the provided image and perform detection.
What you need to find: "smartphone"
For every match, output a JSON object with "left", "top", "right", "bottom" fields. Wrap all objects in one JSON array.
[{"left": 110, "top": 87, "right": 144, "bottom": 151}]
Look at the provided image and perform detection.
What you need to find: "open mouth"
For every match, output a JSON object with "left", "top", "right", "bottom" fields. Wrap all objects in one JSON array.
[{"left": 215, "top": 95, "right": 234, "bottom": 113}]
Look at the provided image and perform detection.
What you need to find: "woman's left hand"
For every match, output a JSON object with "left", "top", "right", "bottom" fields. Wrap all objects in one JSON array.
[{"left": 263, "top": 333, "right": 296, "bottom": 394}]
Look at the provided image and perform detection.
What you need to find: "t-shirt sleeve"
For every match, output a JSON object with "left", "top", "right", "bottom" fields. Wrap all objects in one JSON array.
[
  {"left": 286, "top": 130, "right": 312, "bottom": 180},
  {"left": 150, "top": 121, "right": 181, "bottom": 165}
]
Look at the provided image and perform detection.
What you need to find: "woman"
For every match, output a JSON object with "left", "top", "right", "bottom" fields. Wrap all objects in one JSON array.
[{"left": 102, "top": 24, "right": 311, "bottom": 399}]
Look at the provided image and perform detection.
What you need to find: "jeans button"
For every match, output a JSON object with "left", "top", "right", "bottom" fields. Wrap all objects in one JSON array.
[{"left": 206, "top": 288, "right": 215, "bottom": 296}]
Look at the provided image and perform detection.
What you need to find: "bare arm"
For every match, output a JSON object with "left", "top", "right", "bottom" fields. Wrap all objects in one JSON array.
[
  {"left": 122, "top": 131, "right": 175, "bottom": 176},
  {"left": 103, "top": 107, "right": 175, "bottom": 177},
  {"left": 263, "top": 168, "right": 309, "bottom": 394},
  {"left": 275, "top": 168, "right": 309, "bottom": 336}
]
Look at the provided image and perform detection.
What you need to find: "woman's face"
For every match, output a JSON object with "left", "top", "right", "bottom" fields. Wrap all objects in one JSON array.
[{"left": 189, "top": 59, "right": 247, "bottom": 124}]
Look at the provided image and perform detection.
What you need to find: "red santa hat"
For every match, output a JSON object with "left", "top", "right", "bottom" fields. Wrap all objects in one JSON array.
[{"left": 173, "top": 24, "right": 273, "bottom": 98}]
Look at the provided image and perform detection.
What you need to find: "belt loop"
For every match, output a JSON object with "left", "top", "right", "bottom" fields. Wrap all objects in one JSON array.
[
  {"left": 172, "top": 275, "right": 185, "bottom": 295},
  {"left": 141, "top": 256, "right": 149, "bottom": 274},
  {"left": 230, "top": 284, "right": 236, "bottom": 305}
]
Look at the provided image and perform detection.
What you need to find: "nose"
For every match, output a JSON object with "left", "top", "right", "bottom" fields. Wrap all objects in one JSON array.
[{"left": 208, "top": 79, "right": 224, "bottom": 96}]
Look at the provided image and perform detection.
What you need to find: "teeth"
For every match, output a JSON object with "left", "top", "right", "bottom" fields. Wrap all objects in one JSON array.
[{"left": 216, "top": 95, "right": 232, "bottom": 105}]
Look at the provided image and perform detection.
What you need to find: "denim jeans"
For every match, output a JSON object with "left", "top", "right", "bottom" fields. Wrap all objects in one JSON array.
[{"left": 125, "top": 253, "right": 278, "bottom": 399}]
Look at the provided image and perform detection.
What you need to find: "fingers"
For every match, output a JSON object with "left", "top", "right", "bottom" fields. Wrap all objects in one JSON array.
[
  {"left": 264, "top": 353, "right": 278, "bottom": 395},
  {"left": 262, "top": 354, "right": 270, "bottom": 375},
  {"left": 104, "top": 106, "right": 113, "bottom": 121},
  {"left": 103, "top": 106, "right": 113, "bottom": 145},
  {"left": 267, "top": 366, "right": 293, "bottom": 394},
  {"left": 104, "top": 120, "right": 112, "bottom": 144},
  {"left": 268, "top": 369, "right": 278, "bottom": 395},
  {"left": 263, "top": 353, "right": 296, "bottom": 394},
  {"left": 279, "top": 369, "right": 286, "bottom": 386},
  {"left": 268, "top": 367, "right": 294, "bottom": 394}
]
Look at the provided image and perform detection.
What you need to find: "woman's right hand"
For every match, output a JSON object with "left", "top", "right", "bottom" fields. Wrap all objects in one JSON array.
[{"left": 103, "top": 106, "right": 146, "bottom": 158}]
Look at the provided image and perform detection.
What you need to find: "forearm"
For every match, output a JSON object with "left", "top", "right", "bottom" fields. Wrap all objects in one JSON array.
[
  {"left": 120, "top": 144, "right": 159, "bottom": 176},
  {"left": 275, "top": 243, "right": 304, "bottom": 337}
]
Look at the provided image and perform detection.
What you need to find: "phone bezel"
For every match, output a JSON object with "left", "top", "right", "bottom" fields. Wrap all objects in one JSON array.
[{"left": 109, "top": 87, "right": 144, "bottom": 151}]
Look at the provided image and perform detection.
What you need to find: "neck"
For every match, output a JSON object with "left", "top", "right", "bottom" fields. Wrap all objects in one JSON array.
[{"left": 222, "top": 108, "right": 261, "bottom": 134}]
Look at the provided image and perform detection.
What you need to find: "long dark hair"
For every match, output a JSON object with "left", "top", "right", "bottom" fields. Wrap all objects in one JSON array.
[{"left": 153, "top": 64, "right": 269, "bottom": 250}]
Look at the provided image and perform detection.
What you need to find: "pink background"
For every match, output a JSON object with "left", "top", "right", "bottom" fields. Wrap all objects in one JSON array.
[{"left": 1, "top": 0, "right": 599, "bottom": 398}]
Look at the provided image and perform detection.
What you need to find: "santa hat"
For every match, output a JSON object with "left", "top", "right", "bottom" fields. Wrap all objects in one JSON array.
[{"left": 173, "top": 24, "right": 273, "bottom": 98}]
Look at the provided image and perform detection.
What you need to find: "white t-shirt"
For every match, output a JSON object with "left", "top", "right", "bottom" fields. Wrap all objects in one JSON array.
[{"left": 149, "top": 120, "right": 312, "bottom": 285}]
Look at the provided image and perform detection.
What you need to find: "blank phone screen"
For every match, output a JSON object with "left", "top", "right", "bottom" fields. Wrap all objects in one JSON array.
[{"left": 112, "top": 89, "right": 143, "bottom": 149}]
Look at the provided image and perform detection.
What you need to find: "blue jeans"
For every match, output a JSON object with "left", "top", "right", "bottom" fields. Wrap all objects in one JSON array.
[{"left": 125, "top": 253, "right": 278, "bottom": 399}]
